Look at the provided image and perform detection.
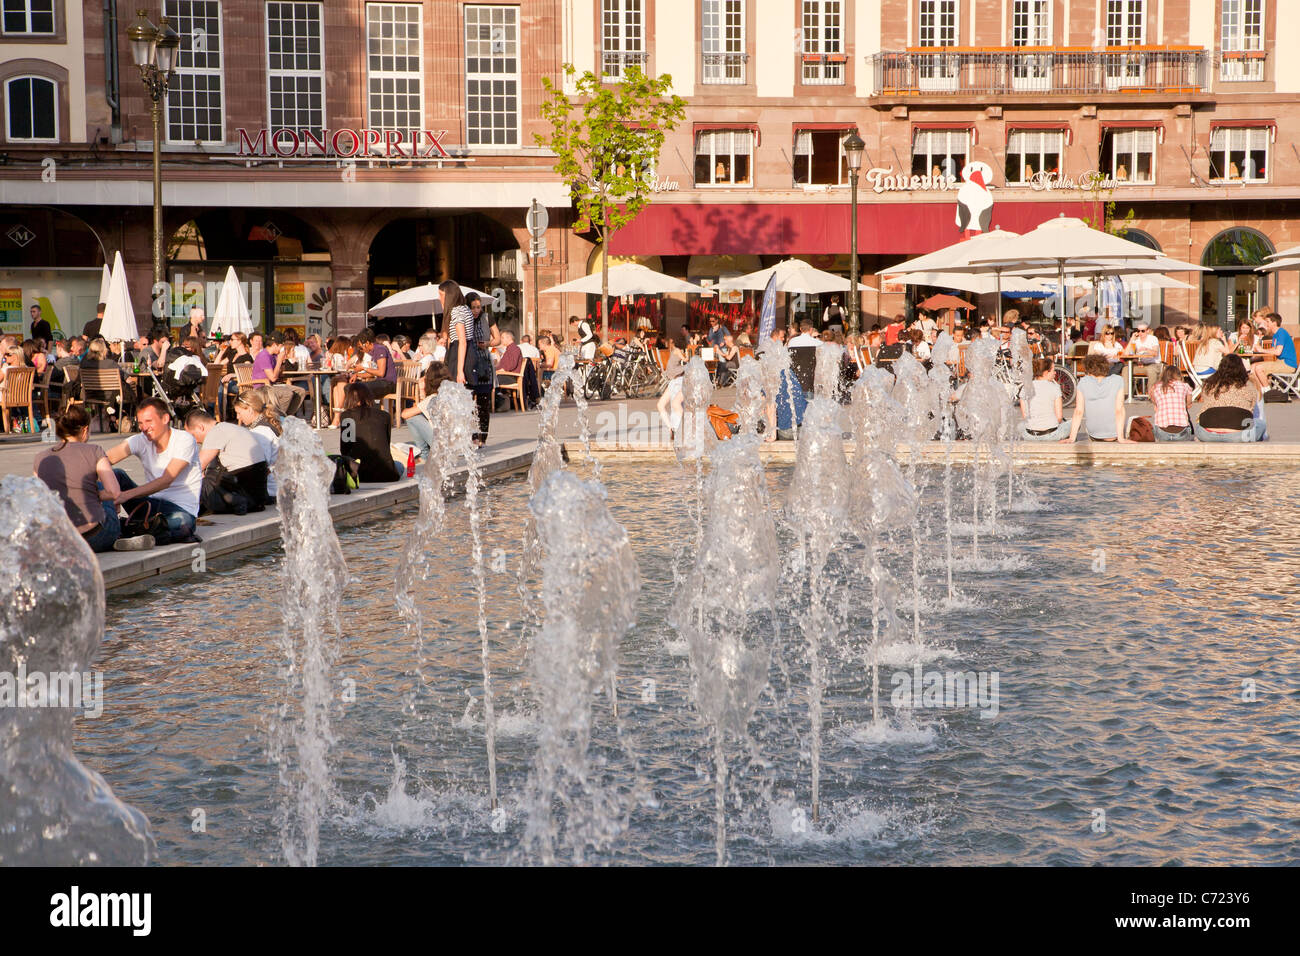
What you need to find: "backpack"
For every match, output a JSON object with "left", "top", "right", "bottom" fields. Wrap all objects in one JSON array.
[
  {"left": 707, "top": 404, "right": 739, "bottom": 441},
  {"left": 1263, "top": 388, "right": 1291, "bottom": 403},
  {"left": 1127, "top": 415, "right": 1154, "bottom": 442},
  {"left": 327, "top": 454, "right": 359, "bottom": 494}
]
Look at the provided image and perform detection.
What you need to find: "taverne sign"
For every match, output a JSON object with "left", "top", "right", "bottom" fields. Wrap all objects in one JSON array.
[{"left": 237, "top": 127, "right": 453, "bottom": 159}]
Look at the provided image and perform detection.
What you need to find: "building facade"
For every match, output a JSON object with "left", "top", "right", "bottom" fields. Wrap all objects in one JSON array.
[{"left": 1, "top": 1, "right": 1297, "bottom": 339}]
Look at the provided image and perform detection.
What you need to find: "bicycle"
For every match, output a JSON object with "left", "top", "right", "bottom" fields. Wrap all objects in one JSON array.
[
  {"left": 993, "top": 352, "right": 1077, "bottom": 408},
  {"left": 580, "top": 349, "right": 663, "bottom": 401}
]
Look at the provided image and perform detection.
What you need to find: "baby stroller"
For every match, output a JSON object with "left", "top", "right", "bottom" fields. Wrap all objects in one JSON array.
[{"left": 160, "top": 355, "right": 206, "bottom": 417}]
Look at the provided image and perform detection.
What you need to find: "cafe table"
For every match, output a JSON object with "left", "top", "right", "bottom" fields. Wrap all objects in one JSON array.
[{"left": 282, "top": 366, "right": 336, "bottom": 428}]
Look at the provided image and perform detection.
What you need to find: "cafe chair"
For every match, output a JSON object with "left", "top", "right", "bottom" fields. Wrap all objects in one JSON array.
[{"left": 1, "top": 366, "right": 35, "bottom": 432}]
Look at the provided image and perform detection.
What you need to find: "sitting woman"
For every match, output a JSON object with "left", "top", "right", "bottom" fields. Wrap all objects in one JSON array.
[
  {"left": 32, "top": 405, "right": 152, "bottom": 552},
  {"left": 235, "top": 387, "right": 282, "bottom": 503},
  {"left": 339, "top": 381, "right": 401, "bottom": 481},
  {"left": 400, "top": 360, "right": 452, "bottom": 461},
  {"left": 1190, "top": 322, "right": 1227, "bottom": 377},
  {"left": 1229, "top": 319, "right": 1255, "bottom": 353},
  {"left": 1193, "top": 354, "right": 1265, "bottom": 442},
  {"left": 1087, "top": 326, "right": 1125, "bottom": 375},
  {"left": 1017, "top": 358, "right": 1070, "bottom": 441},
  {"left": 1148, "top": 364, "right": 1194, "bottom": 441},
  {"left": 1064, "top": 353, "right": 1131, "bottom": 443}
]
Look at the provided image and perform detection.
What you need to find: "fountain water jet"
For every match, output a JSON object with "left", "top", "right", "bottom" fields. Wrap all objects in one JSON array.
[{"left": 0, "top": 477, "right": 155, "bottom": 865}]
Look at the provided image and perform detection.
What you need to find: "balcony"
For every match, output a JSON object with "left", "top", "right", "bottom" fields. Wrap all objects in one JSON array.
[
  {"left": 601, "top": 50, "right": 649, "bottom": 81},
  {"left": 702, "top": 52, "right": 748, "bottom": 85},
  {"left": 800, "top": 52, "right": 847, "bottom": 86},
  {"left": 871, "top": 47, "right": 1211, "bottom": 98}
]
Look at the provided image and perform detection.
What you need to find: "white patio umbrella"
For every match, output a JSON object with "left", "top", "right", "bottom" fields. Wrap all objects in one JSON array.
[
  {"left": 97, "top": 262, "right": 112, "bottom": 306},
  {"left": 1257, "top": 256, "right": 1300, "bottom": 273},
  {"left": 368, "top": 283, "right": 489, "bottom": 317},
  {"left": 209, "top": 265, "right": 254, "bottom": 336},
  {"left": 100, "top": 250, "right": 139, "bottom": 343},
  {"left": 1265, "top": 246, "right": 1300, "bottom": 261},
  {"left": 541, "top": 262, "right": 705, "bottom": 296},
  {"left": 884, "top": 228, "right": 1021, "bottom": 276},
  {"left": 882, "top": 271, "right": 1055, "bottom": 296},
  {"left": 718, "top": 257, "right": 875, "bottom": 293}
]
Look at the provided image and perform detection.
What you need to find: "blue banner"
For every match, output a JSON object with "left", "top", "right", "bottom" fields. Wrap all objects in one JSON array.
[{"left": 757, "top": 273, "right": 777, "bottom": 346}]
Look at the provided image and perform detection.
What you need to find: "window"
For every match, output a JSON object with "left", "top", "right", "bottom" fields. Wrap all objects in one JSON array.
[
  {"left": 266, "top": 2, "right": 324, "bottom": 143},
  {"left": 702, "top": 0, "right": 745, "bottom": 84},
  {"left": 1011, "top": 0, "right": 1051, "bottom": 90},
  {"left": 801, "top": 0, "right": 844, "bottom": 85},
  {"left": 1005, "top": 129, "right": 1062, "bottom": 184},
  {"left": 917, "top": 0, "right": 958, "bottom": 90},
  {"left": 366, "top": 3, "right": 422, "bottom": 135},
  {"left": 694, "top": 129, "right": 753, "bottom": 186},
  {"left": 1221, "top": 0, "right": 1264, "bottom": 81},
  {"left": 465, "top": 4, "right": 519, "bottom": 147},
  {"left": 602, "top": 0, "right": 645, "bottom": 80},
  {"left": 5, "top": 75, "right": 56, "bottom": 140},
  {"left": 164, "top": 1, "right": 224, "bottom": 144},
  {"left": 1100, "top": 128, "right": 1156, "bottom": 183},
  {"left": 794, "top": 128, "right": 849, "bottom": 186},
  {"left": 911, "top": 128, "right": 967, "bottom": 179},
  {"left": 1105, "top": 0, "right": 1146, "bottom": 88},
  {"left": 1209, "top": 127, "right": 1268, "bottom": 182},
  {"left": 1, "top": 0, "right": 54, "bottom": 34}
]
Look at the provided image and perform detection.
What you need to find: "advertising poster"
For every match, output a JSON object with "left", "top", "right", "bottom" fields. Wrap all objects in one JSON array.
[
  {"left": 0, "top": 288, "right": 22, "bottom": 335},
  {"left": 0, "top": 270, "right": 102, "bottom": 336},
  {"left": 275, "top": 281, "right": 306, "bottom": 337}
]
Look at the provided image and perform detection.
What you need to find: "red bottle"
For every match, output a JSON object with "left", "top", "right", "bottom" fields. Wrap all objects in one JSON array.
[{"left": 406, "top": 447, "right": 416, "bottom": 478}]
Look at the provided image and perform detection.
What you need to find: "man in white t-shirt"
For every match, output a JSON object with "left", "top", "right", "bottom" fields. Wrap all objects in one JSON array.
[
  {"left": 1127, "top": 320, "right": 1161, "bottom": 395},
  {"left": 184, "top": 409, "right": 269, "bottom": 515},
  {"left": 517, "top": 334, "right": 541, "bottom": 362},
  {"left": 786, "top": 320, "right": 820, "bottom": 348},
  {"left": 106, "top": 398, "right": 202, "bottom": 544}
]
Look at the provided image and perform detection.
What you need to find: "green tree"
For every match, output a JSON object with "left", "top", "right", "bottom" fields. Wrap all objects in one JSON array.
[{"left": 536, "top": 64, "right": 686, "bottom": 340}]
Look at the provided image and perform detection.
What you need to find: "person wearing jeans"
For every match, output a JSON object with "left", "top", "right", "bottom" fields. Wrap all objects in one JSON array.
[
  {"left": 399, "top": 360, "right": 450, "bottom": 462},
  {"left": 1192, "top": 354, "right": 1265, "bottom": 443},
  {"left": 1017, "top": 358, "right": 1071, "bottom": 441},
  {"left": 1149, "top": 365, "right": 1194, "bottom": 441},
  {"left": 105, "top": 398, "right": 202, "bottom": 545}
]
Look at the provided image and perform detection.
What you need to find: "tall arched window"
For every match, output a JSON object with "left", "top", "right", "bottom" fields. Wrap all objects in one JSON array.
[{"left": 5, "top": 75, "right": 57, "bottom": 141}]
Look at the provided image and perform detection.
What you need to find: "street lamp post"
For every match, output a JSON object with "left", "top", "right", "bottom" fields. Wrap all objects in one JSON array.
[
  {"left": 129, "top": 9, "right": 179, "bottom": 290},
  {"left": 843, "top": 130, "right": 865, "bottom": 336}
]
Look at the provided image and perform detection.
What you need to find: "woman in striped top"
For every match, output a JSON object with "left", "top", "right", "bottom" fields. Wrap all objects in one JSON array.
[{"left": 438, "top": 280, "right": 490, "bottom": 445}]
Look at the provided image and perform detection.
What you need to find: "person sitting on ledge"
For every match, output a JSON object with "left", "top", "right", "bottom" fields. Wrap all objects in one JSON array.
[
  {"left": 105, "top": 397, "right": 202, "bottom": 544},
  {"left": 1149, "top": 363, "right": 1194, "bottom": 441},
  {"left": 340, "top": 381, "right": 402, "bottom": 482},
  {"left": 183, "top": 408, "right": 269, "bottom": 515},
  {"left": 1194, "top": 354, "right": 1266, "bottom": 443},
  {"left": 1017, "top": 359, "right": 1070, "bottom": 442},
  {"left": 1063, "top": 353, "right": 1131, "bottom": 444}
]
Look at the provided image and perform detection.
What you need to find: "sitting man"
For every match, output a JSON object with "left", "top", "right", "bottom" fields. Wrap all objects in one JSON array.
[
  {"left": 1250, "top": 312, "right": 1297, "bottom": 393},
  {"left": 183, "top": 408, "right": 269, "bottom": 515},
  {"left": 251, "top": 330, "right": 307, "bottom": 417},
  {"left": 105, "top": 397, "right": 202, "bottom": 544}
]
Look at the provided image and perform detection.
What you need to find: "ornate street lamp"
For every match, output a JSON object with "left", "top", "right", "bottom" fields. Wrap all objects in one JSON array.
[
  {"left": 129, "top": 9, "right": 180, "bottom": 290},
  {"left": 843, "top": 130, "right": 865, "bottom": 336}
]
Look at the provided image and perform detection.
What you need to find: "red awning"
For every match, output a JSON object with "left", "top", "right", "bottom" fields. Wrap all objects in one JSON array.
[{"left": 609, "top": 200, "right": 1096, "bottom": 257}]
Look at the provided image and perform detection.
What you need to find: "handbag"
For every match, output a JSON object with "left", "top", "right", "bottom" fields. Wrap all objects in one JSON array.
[{"left": 1127, "top": 416, "right": 1155, "bottom": 442}]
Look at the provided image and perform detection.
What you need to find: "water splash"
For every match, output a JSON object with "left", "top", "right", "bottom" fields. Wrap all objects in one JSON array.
[
  {"left": 673, "top": 435, "right": 779, "bottom": 864},
  {"left": 732, "top": 355, "right": 765, "bottom": 436},
  {"left": 678, "top": 356, "right": 714, "bottom": 461},
  {"left": 0, "top": 476, "right": 155, "bottom": 865},
  {"left": 524, "top": 470, "right": 641, "bottom": 864},
  {"left": 955, "top": 339, "right": 1003, "bottom": 562},
  {"left": 272, "top": 419, "right": 348, "bottom": 866}
]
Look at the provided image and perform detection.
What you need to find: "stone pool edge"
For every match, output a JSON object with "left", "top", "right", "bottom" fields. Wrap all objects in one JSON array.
[{"left": 98, "top": 446, "right": 535, "bottom": 592}]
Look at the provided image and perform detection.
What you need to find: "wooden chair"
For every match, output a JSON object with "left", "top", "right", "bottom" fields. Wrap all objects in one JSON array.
[
  {"left": 1, "top": 366, "right": 35, "bottom": 432},
  {"left": 495, "top": 357, "right": 528, "bottom": 411},
  {"left": 30, "top": 364, "right": 55, "bottom": 421},
  {"left": 234, "top": 361, "right": 255, "bottom": 394},
  {"left": 202, "top": 362, "right": 225, "bottom": 418},
  {"left": 654, "top": 348, "right": 671, "bottom": 371},
  {"left": 382, "top": 360, "right": 420, "bottom": 423},
  {"left": 59, "top": 363, "right": 79, "bottom": 412},
  {"left": 78, "top": 366, "right": 125, "bottom": 432}
]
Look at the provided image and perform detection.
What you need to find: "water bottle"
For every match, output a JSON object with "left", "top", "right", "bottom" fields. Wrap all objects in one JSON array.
[{"left": 41, "top": 417, "right": 55, "bottom": 442}]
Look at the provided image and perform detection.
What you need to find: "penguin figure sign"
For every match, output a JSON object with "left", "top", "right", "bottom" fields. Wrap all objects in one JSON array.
[{"left": 956, "top": 161, "right": 996, "bottom": 235}]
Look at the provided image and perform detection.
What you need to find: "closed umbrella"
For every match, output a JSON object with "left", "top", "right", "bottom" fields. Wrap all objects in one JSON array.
[
  {"left": 100, "top": 250, "right": 139, "bottom": 343},
  {"left": 97, "top": 262, "right": 112, "bottom": 306},
  {"left": 209, "top": 265, "right": 254, "bottom": 336}
]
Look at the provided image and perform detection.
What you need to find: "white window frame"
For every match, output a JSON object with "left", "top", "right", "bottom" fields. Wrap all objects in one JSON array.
[
  {"left": 917, "top": 0, "right": 958, "bottom": 90},
  {"left": 265, "top": 1, "right": 325, "bottom": 146},
  {"left": 365, "top": 3, "right": 423, "bottom": 141},
  {"left": 602, "top": 0, "right": 645, "bottom": 81},
  {"left": 4, "top": 74, "right": 57, "bottom": 142},
  {"left": 801, "top": 0, "right": 845, "bottom": 86},
  {"left": 694, "top": 129, "right": 754, "bottom": 187},
  {"left": 1005, "top": 129, "right": 1063, "bottom": 185},
  {"left": 1, "top": 0, "right": 55, "bottom": 35},
  {"left": 911, "top": 128, "right": 968, "bottom": 179},
  {"left": 164, "top": 0, "right": 226, "bottom": 145},
  {"left": 1010, "top": 0, "right": 1052, "bottom": 90},
  {"left": 702, "top": 0, "right": 746, "bottom": 85},
  {"left": 1220, "top": 0, "right": 1264, "bottom": 81},
  {"left": 1103, "top": 127, "right": 1157, "bottom": 184},
  {"left": 1105, "top": 0, "right": 1146, "bottom": 89},
  {"left": 793, "top": 128, "right": 850, "bottom": 187},
  {"left": 1209, "top": 126, "right": 1269, "bottom": 182},
  {"left": 464, "top": 3, "right": 520, "bottom": 147}
]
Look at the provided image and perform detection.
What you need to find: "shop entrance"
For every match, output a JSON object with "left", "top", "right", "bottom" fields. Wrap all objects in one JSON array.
[{"left": 1200, "top": 227, "right": 1275, "bottom": 331}]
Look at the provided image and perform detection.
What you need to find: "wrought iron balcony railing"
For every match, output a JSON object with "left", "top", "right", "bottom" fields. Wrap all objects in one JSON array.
[
  {"left": 800, "top": 52, "right": 848, "bottom": 86},
  {"left": 601, "top": 50, "right": 649, "bottom": 80},
  {"left": 702, "top": 51, "right": 748, "bottom": 85},
  {"left": 870, "top": 47, "right": 1211, "bottom": 96}
]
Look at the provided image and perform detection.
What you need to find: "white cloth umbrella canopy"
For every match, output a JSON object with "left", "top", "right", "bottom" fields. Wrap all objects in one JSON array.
[
  {"left": 368, "top": 283, "right": 488, "bottom": 317},
  {"left": 718, "top": 258, "right": 875, "bottom": 294},
  {"left": 966, "top": 216, "right": 1166, "bottom": 268},
  {"left": 209, "top": 265, "right": 254, "bottom": 336},
  {"left": 1003, "top": 255, "right": 1207, "bottom": 279},
  {"left": 1265, "top": 245, "right": 1300, "bottom": 261},
  {"left": 882, "top": 271, "right": 1054, "bottom": 295},
  {"left": 885, "top": 229, "right": 1022, "bottom": 275},
  {"left": 1257, "top": 256, "right": 1300, "bottom": 273},
  {"left": 100, "top": 250, "right": 139, "bottom": 343},
  {"left": 97, "top": 262, "right": 112, "bottom": 306},
  {"left": 541, "top": 262, "right": 705, "bottom": 296}
]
